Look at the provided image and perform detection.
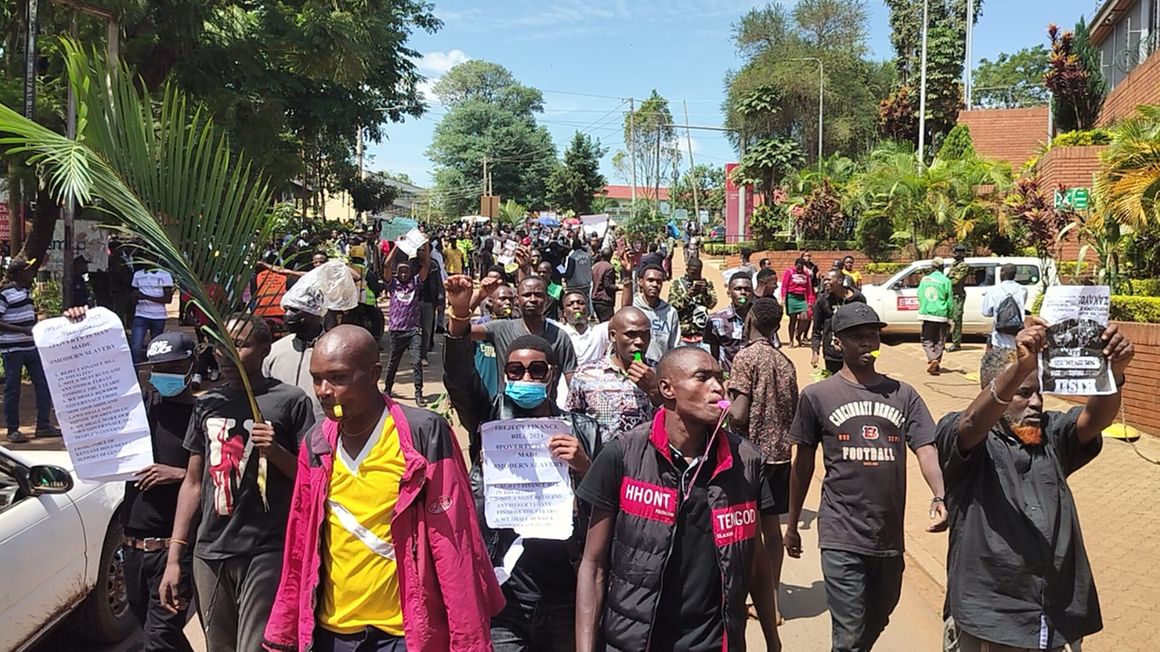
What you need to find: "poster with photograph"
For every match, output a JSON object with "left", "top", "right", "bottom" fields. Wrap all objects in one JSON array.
[{"left": 1038, "top": 285, "right": 1115, "bottom": 395}]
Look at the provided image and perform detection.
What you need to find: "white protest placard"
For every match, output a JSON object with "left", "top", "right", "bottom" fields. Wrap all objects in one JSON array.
[
  {"left": 396, "top": 227, "right": 429, "bottom": 258},
  {"left": 481, "top": 418, "right": 574, "bottom": 540},
  {"left": 33, "top": 307, "right": 153, "bottom": 480},
  {"left": 1038, "top": 285, "right": 1116, "bottom": 395}
]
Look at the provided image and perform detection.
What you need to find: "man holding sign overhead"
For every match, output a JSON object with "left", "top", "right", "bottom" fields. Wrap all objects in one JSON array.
[{"left": 444, "top": 272, "right": 602, "bottom": 651}]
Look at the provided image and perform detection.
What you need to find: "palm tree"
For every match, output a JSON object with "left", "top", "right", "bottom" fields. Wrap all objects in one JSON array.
[
  {"left": 0, "top": 42, "right": 282, "bottom": 502},
  {"left": 1096, "top": 105, "right": 1160, "bottom": 229}
]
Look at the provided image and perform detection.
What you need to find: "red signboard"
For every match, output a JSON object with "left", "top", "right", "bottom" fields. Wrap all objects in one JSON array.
[
  {"left": 896, "top": 295, "right": 919, "bottom": 311},
  {"left": 0, "top": 203, "right": 10, "bottom": 241}
]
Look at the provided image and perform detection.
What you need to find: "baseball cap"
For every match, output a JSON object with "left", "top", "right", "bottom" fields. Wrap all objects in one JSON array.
[
  {"left": 140, "top": 332, "right": 196, "bottom": 366},
  {"left": 831, "top": 303, "right": 886, "bottom": 334},
  {"left": 952, "top": 244, "right": 968, "bottom": 254}
]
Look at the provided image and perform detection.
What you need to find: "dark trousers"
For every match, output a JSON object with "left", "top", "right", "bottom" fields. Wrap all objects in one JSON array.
[
  {"left": 592, "top": 299, "right": 615, "bottom": 323},
  {"left": 123, "top": 546, "right": 194, "bottom": 652},
  {"left": 419, "top": 302, "right": 435, "bottom": 360},
  {"left": 384, "top": 330, "right": 423, "bottom": 397},
  {"left": 3, "top": 348, "right": 52, "bottom": 431},
  {"left": 491, "top": 595, "right": 576, "bottom": 652},
  {"left": 821, "top": 549, "right": 905, "bottom": 652},
  {"left": 131, "top": 316, "right": 167, "bottom": 363},
  {"left": 314, "top": 626, "right": 407, "bottom": 652},
  {"left": 192, "top": 550, "right": 283, "bottom": 652}
]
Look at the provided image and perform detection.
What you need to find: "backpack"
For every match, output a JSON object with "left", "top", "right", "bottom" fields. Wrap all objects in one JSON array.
[{"left": 994, "top": 292, "right": 1023, "bottom": 335}]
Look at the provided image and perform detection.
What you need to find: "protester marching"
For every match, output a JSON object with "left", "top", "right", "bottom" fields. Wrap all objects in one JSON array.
[{"left": 0, "top": 211, "right": 1143, "bottom": 652}]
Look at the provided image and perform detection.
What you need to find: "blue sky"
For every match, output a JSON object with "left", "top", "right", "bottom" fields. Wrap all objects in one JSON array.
[{"left": 364, "top": 0, "right": 1101, "bottom": 189}]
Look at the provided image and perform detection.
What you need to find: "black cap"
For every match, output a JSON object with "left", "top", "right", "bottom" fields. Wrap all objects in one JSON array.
[
  {"left": 140, "top": 332, "right": 196, "bottom": 366},
  {"left": 953, "top": 244, "right": 968, "bottom": 254},
  {"left": 832, "top": 303, "right": 886, "bottom": 334}
]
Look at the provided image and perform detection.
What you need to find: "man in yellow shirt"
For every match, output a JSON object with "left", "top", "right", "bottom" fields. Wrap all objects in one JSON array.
[{"left": 442, "top": 240, "right": 465, "bottom": 275}]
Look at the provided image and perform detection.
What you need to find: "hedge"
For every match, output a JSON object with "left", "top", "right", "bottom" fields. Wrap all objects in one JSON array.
[
  {"left": 1110, "top": 295, "right": 1160, "bottom": 323},
  {"left": 702, "top": 241, "right": 758, "bottom": 256},
  {"left": 866, "top": 262, "right": 907, "bottom": 275}
]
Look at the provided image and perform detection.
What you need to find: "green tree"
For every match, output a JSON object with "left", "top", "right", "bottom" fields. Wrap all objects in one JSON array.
[
  {"left": 345, "top": 173, "right": 399, "bottom": 216},
  {"left": 972, "top": 45, "right": 1051, "bottom": 108},
  {"left": 547, "top": 132, "right": 607, "bottom": 215},
  {"left": 614, "top": 90, "right": 680, "bottom": 206},
  {"left": 672, "top": 164, "right": 726, "bottom": 215},
  {"left": 730, "top": 137, "right": 805, "bottom": 195},
  {"left": 882, "top": 0, "right": 982, "bottom": 151},
  {"left": 427, "top": 61, "right": 557, "bottom": 217},
  {"left": 725, "top": 1, "right": 894, "bottom": 163},
  {"left": 1046, "top": 19, "right": 1107, "bottom": 133},
  {"left": 937, "top": 124, "right": 975, "bottom": 160}
]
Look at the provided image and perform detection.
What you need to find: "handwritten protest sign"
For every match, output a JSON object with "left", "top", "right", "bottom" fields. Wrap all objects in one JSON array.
[
  {"left": 1039, "top": 285, "right": 1116, "bottom": 395},
  {"left": 481, "top": 418, "right": 574, "bottom": 540},
  {"left": 33, "top": 307, "right": 153, "bottom": 480}
]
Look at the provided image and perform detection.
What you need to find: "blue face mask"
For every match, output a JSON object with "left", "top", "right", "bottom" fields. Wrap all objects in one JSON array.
[
  {"left": 149, "top": 372, "right": 189, "bottom": 397},
  {"left": 505, "top": 380, "right": 549, "bottom": 409}
]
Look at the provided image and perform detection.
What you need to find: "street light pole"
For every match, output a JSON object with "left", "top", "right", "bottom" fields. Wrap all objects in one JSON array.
[
  {"left": 918, "top": 0, "right": 930, "bottom": 164},
  {"left": 792, "top": 57, "right": 824, "bottom": 162},
  {"left": 964, "top": 0, "right": 974, "bottom": 108}
]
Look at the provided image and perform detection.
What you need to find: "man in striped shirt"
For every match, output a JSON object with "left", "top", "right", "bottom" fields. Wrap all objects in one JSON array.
[{"left": 1, "top": 258, "right": 57, "bottom": 443}]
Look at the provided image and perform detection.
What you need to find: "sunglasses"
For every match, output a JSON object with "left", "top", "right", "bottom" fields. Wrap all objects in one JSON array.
[{"left": 504, "top": 360, "right": 553, "bottom": 381}]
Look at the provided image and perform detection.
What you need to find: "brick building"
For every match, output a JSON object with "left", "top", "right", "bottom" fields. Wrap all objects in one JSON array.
[{"left": 957, "top": 106, "right": 1050, "bottom": 169}]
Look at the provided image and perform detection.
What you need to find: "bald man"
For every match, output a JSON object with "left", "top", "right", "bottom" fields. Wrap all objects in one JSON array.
[
  {"left": 576, "top": 347, "right": 783, "bottom": 652},
  {"left": 264, "top": 326, "right": 504, "bottom": 651},
  {"left": 566, "top": 306, "right": 661, "bottom": 440}
]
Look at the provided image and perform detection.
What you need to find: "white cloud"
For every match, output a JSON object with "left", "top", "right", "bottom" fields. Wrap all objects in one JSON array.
[
  {"left": 681, "top": 133, "right": 703, "bottom": 155},
  {"left": 414, "top": 49, "right": 471, "bottom": 76},
  {"left": 417, "top": 78, "right": 441, "bottom": 104}
]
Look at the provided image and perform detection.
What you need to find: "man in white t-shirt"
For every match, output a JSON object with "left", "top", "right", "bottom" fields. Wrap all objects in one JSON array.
[
  {"left": 556, "top": 290, "right": 609, "bottom": 409},
  {"left": 131, "top": 267, "right": 175, "bottom": 363}
]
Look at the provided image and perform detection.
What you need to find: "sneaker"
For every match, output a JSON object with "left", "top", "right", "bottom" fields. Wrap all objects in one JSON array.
[
  {"left": 415, "top": 394, "right": 428, "bottom": 408},
  {"left": 35, "top": 426, "right": 62, "bottom": 438},
  {"left": 7, "top": 429, "right": 28, "bottom": 444},
  {"left": 926, "top": 359, "right": 941, "bottom": 375}
]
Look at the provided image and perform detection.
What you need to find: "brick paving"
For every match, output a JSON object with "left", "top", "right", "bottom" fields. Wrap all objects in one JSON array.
[{"left": 697, "top": 253, "right": 1160, "bottom": 651}]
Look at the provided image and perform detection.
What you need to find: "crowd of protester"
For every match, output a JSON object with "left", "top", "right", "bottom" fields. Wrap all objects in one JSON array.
[{"left": 5, "top": 213, "right": 1136, "bottom": 652}]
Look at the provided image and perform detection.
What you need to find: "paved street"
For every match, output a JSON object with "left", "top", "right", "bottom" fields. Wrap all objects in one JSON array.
[{"left": 23, "top": 260, "right": 1160, "bottom": 650}]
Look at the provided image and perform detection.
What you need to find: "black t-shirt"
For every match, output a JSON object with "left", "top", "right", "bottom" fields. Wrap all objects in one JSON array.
[
  {"left": 504, "top": 539, "right": 576, "bottom": 607},
  {"left": 122, "top": 391, "right": 194, "bottom": 538},
  {"left": 788, "top": 373, "right": 936, "bottom": 556},
  {"left": 579, "top": 437, "right": 778, "bottom": 651},
  {"left": 183, "top": 378, "right": 316, "bottom": 560}
]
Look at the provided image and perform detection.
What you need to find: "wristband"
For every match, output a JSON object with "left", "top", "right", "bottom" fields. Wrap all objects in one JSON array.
[
  {"left": 930, "top": 497, "right": 944, "bottom": 504},
  {"left": 169, "top": 538, "right": 188, "bottom": 547},
  {"left": 989, "top": 380, "right": 1013, "bottom": 406}
]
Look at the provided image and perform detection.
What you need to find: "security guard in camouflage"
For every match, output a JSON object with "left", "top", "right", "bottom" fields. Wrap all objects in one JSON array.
[{"left": 946, "top": 244, "right": 969, "bottom": 351}]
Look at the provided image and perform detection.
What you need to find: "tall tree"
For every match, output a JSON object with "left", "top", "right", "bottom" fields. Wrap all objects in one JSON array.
[
  {"left": 882, "top": 0, "right": 982, "bottom": 150},
  {"left": 613, "top": 90, "right": 681, "bottom": 204},
  {"left": 427, "top": 61, "right": 556, "bottom": 217},
  {"left": 972, "top": 45, "right": 1051, "bottom": 108},
  {"left": 724, "top": 0, "right": 894, "bottom": 163},
  {"left": 547, "top": 132, "right": 607, "bottom": 215},
  {"left": 672, "top": 164, "right": 726, "bottom": 215},
  {"left": 1045, "top": 19, "right": 1107, "bottom": 133}
]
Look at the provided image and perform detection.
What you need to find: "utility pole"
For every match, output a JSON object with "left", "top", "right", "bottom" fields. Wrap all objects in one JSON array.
[
  {"left": 683, "top": 100, "right": 699, "bottom": 220},
  {"left": 628, "top": 97, "right": 637, "bottom": 210},
  {"left": 792, "top": 58, "right": 824, "bottom": 163},
  {"left": 918, "top": 0, "right": 930, "bottom": 165},
  {"left": 965, "top": 0, "right": 974, "bottom": 108}
]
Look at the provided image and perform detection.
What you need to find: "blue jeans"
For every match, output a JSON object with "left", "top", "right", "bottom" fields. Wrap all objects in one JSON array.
[
  {"left": 3, "top": 349, "right": 53, "bottom": 431},
  {"left": 131, "top": 317, "right": 167, "bottom": 363}
]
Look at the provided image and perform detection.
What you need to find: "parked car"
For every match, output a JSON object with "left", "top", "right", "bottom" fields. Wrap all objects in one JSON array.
[
  {"left": 860, "top": 256, "right": 1053, "bottom": 335},
  {"left": 0, "top": 447, "right": 133, "bottom": 651}
]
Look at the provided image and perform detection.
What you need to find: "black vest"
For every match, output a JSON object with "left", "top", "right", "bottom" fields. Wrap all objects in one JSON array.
[{"left": 602, "top": 416, "right": 767, "bottom": 652}]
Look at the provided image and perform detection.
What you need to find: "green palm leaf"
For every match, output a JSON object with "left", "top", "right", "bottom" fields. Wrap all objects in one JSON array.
[{"left": 0, "top": 40, "right": 283, "bottom": 506}]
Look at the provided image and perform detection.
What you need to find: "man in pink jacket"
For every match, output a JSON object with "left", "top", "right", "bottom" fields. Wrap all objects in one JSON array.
[{"left": 263, "top": 325, "right": 504, "bottom": 651}]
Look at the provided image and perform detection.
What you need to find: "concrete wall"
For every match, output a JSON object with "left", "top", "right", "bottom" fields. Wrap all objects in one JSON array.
[{"left": 957, "top": 106, "right": 1051, "bottom": 169}]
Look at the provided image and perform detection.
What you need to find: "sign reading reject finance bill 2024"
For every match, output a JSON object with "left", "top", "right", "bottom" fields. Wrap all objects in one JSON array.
[{"left": 1039, "top": 285, "right": 1115, "bottom": 396}]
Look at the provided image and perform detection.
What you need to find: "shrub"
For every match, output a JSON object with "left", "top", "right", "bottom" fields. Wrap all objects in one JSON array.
[
  {"left": 1110, "top": 295, "right": 1160, "bottom": 322},
  {"left": 1056, "top": 261, "right": 1091, "bottom": 276},
  {"left": 702, "top": 241, "right": 758, "bottom": 256},
  {"left": 855, "top": 214, "right": 896, "bottom": 262},
  {"left": 866, "top": 262, "right": 907, "bottom": 275},
  {"left": 1124, "top": 278, "right": 1160, "bottom": 297},
  {"left": 1050, "top": 129, "right": 1112, "bottom": 148}
]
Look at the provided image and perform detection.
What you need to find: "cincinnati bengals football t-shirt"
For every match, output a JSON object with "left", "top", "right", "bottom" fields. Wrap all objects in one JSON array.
[
  {"left": 788, "top": 373, "right": 936, "bottom": 556},
  {"left": 183, "top": 378, "right": 315, "bottom": 560}
]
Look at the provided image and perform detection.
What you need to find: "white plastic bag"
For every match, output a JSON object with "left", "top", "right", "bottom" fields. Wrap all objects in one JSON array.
[{"left": 280, "top": 260, "right": 358, "bottom": 315}]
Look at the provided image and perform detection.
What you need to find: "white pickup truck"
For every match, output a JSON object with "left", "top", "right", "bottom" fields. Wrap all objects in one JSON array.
[
  {"left": 0, "top": 446, "right": 134, "bottom": 651},
  {"left": 860, "top": 256, "right": 1054, "bottom": 335}
]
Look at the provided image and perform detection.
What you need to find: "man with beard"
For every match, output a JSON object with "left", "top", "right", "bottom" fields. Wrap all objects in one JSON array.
[
  {"left": 811, "top": 269, "right": 866, "bottom": 377},
  {"left": 575, "top": 347, "right": 782, "bottom": 652},
  {"left": 705, "top": 272, "right": 755, "bottom": 372},
  {"left": 264, "top": 285, "right": 328, "bottom": 423},
  {"left": 786, "top": 303, "right": 948, "bottom": 652},
  {"left": 936, "top": 319, "right": 1133, "bottom": 652}
]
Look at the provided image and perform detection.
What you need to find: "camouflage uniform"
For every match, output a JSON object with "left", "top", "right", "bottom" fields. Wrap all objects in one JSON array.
[
  {"left": 668, "top": 275, "right": 718, "bottom": 340},
  {"left": 947, "top": 258, "right": 970, "bottom": 349}
]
